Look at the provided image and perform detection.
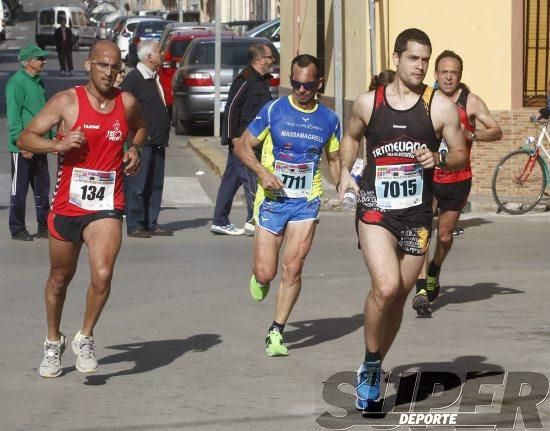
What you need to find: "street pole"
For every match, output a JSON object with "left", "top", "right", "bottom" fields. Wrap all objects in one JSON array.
[
  {"left": 333, "top": 0, "right": 343, "bottom": 127},
  {"left": 369, "top": 0, "right": 377, "bottom": 77},
  {"left": 213, "top": 0, "right": 221, "bottom": 137},
  {"left": 178, "top": 0, "right": 183, "bottom": 22}
]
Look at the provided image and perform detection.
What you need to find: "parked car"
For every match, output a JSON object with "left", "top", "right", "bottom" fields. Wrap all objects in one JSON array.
[
  {"left": 158, "top": 21, "right": 215, "bottom": 49},
  {"left": 224, "top": 20, "right": 266, "bottom": 35},
  {"left": 116, "top": 16, "right": 162, "bottom": 61},
  {"left": 245, "top": 18, "right": 280, "bottom": 51},
  {"left": 126, "top": 19, "right": 172, "bottom": 66},
  {"left": 162, "top": 10, "right": 200, "bottom": 22},
  {"left": 159, "top": 27, "right": 233, "bottom": 109},
  {"left": 171, "top": 36, "right": 280, "bottom": 135},
  {"left": 35, "top": 6, "right": 97, "bottom": 50}
]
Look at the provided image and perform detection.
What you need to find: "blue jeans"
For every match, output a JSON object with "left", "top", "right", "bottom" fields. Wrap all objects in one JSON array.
[
  {"left": 9, "top": 152, "right": 50, "bottom": 235},
  {"left": 212, "top": 147, "right": 257, "bottom": 226},
  {"left": 124, "top": 146, "right": 165, "bottom": 233}
]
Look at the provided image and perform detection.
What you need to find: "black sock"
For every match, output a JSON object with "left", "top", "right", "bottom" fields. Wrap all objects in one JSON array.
[
  {"left": 427, "top": 260, "right": 441, "bottom": 277},
  {"left": 269, "top": 321, "right": 285, "bottom": 334},
  {"left": 416, "top": 278, "right": 426, "bottom": 293},
  {"left": 364, "top": 349, "right": 381, "bottom": 364}
]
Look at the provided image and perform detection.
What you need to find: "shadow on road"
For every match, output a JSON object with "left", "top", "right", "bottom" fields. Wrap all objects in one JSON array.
[
  {"left": 456, "top": 217, "right": 492, "bottom": 230},
  {"left": 76, "top": 334, "right": 222, "bottom": 385},
  {"left": 160, "top": 217, "right": 211, "bottom": 231},
  {"left": 431, "top": 282, "right": 523, "bottom": 313},
  {"left": 284, "top": 313, "right": 363, "bottom": 350}
]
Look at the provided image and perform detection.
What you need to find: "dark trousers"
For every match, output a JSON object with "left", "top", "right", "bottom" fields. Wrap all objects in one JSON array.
[
  {"left": 57, "top": 46, "right": 73, "bottom": 72},
  {"left": 212, "top": 147, "right": 257, "bottom": 226},
  {"left": 124, "top": 145, "right": 165, "bottom": 233},
  {"left": 9, "top": 152, "right": 50, "bottom": 235}
]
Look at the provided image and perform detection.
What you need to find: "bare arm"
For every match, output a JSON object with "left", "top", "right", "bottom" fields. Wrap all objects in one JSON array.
[
  {"left": 17, "top": 90, "right": 85, "bottom": 154},
  {"left": 233, "top": 130, "right": 284, "bottom": 191},
  {"left": 420, "top": 92, "right": 468, "bottom": 171},
  {"left": 325, "top": 148, "right": 340, "bottom": 186},
  {"left": 467, "top": 93, "right": 503, "bottom": 142},
  {"left": 338, "top": 92, "right": 372, "bottom": 201}
]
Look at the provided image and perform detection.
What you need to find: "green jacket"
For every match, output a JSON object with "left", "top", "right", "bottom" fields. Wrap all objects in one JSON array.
[{"left": 5, "top": 68, "right": 51, "bottom": 153}]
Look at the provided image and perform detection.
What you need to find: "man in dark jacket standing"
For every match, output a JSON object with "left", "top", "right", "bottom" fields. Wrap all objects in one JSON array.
[
  {"left": 122, "top": 39, "right": 173, "bottom": 238},
  {"left": 210, "top": 43, "right": 275, "bottom": 236},
  {"left": 53, "top": 18, "right": 73, "bottom": 75}
]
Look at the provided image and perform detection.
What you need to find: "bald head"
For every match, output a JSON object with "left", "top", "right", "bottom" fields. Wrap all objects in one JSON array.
[{"left": 89, "top": 40, "right": 121, "bottom": 62}]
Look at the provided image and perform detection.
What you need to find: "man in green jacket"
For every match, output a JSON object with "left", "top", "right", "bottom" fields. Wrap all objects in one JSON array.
[{"left": 6, "top": 44, "right": 51, "bottom": 241}]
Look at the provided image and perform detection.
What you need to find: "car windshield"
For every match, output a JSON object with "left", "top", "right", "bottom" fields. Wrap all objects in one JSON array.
[
  {"left": 189, "top": 42, "right": 279, "bottom": 65},
  {"left": 170, "top": 39, "right": 193, "bottom": 57},
  {"left": 137, "top": 21, "right": 168, "bottom": 36}
]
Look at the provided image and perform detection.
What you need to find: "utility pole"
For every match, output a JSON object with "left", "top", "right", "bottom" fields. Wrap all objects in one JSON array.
[
  {"left": 178, "top": 0, "right": 183, "bottom": 22},
  {"left": 213, "top": 0, "right": 221, "bottom": 137},
  {"left": 333, "top": 0, "right": 343, "bottom": 126}
]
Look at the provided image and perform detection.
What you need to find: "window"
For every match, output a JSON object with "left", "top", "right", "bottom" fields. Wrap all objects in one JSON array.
[
  {"left": 190, "top": 42, "right": 279, "bottom": 65},
  {"left": 57, "top": 11, "right": 66, "bottom": 25},
  {"left": 170, "top": 39, "right": 193, "bottom": 57},
  {"left": 523, "top": 0, "right": 549, "bottom": 106},
  {"left": 39, "top": 10, "right": 54, "bottom": 25}
]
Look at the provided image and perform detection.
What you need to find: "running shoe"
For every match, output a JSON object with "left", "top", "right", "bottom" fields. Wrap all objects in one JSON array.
[
  {"left": 250, "top": 274, "right": 270, "bottom": 302},
  {"left": 425, "top": 274, "right": 441, "bottom": 302},
  {"left": 412, "top": 289, "right": 432, "bottom": 316},
  {"left": 71, "top": 330, "right": 99, "bottom": 373},
  {"left": 265, "top": 330, "right": 288, "bottom": 357},
  {"left": 356, "top": 360, "right": 382, "bottom": 410},
  {"left": 210, "top": 224, "right": 245, "bottom": 236},
  {"left": 244, "top": 219, "right": 256, "bottom": 236},
  {"left": 39, "top": 334, "right": 68, "bottom": 378}
]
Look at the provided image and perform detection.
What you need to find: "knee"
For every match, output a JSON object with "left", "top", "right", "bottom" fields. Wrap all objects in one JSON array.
[
  {"left": 47, "top": 268, "right": 73, "bottom": 295},
  {"left": 281, "top": 258, "right": 304, "bottom": 283},
  {"left": 91, "top": 266, "right": 113, "bottom": 292},
  {"left": 372, "top": 283, "right": 400, "bottom": 305},
  {"left": 437, "top": 228, "right": 453, "bottom": 246},
  {"left": 253, "top": 264, "right": 276, "bottom": 285}
]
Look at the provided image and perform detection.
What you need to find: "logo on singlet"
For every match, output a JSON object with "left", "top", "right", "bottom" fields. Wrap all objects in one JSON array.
[
  {"left": 393, "top": 124, "right": 407, "bottom": 129},
  {"left": 106, "top": 120, "right": 123, "bottom": 142},
  {"left": 83, "top": 124, "right": 100, "bottom": 129}
]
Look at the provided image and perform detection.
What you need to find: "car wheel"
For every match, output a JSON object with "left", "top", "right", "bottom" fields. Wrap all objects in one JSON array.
[{"left": 173, "top": 102, "right": 190, "bottom": 135}]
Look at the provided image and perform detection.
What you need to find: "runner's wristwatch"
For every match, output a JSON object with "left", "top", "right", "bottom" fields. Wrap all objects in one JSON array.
[{"left": 437, "top": 151, "right": 447, "bottom": 168}]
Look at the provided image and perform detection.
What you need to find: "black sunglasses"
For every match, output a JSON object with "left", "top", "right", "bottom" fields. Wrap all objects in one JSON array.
[
  {"left": 32, "top": 56, "right": 47, "bottom": 62},
  {"left": 290, "top": 80, "right": 317, "bottom": 91}
]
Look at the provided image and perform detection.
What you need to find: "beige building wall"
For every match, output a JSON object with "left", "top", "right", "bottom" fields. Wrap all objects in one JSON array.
[{"left": 385, "top": 0, "right": 513, "bottom": 110}]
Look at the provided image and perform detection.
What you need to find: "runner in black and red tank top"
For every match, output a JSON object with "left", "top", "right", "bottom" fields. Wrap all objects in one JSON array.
[
  {"left": 337, "top": 29, "right": 468, "bottom": 412},
  {"left": 414, "top": 50, "right": 502, "bottom": 316},
  {"left": 17, "top": 40, "right": 147, "bottom": 379}
]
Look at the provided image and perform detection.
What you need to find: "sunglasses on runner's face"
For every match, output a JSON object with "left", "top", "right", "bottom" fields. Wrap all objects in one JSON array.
[
  {"left": 290, "top": 80, "right": 317, "bottom": 91},
  {"left": 89, "top": 59, "right": 123, "bottom": 73}
]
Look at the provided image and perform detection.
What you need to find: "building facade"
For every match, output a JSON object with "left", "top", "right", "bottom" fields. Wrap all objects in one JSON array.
[{"left": 279, "top": 0, "right": 549, "bottom": 198}]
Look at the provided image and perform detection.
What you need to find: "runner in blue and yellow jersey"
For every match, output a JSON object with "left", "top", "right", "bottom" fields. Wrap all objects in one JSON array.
[{"left": 234, "top": 54, "right": 340, "bottom": 357}]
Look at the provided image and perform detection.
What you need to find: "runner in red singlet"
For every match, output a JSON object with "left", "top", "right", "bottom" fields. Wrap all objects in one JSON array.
[
  {"left": 17, "top": 40, "right": 147, "bottom": 378},
  {"left": 413, "top": 50, "right": 502, "bottom": 316},
  {"left": 338, "top": 29, "right": 468, "bottom": 412}
]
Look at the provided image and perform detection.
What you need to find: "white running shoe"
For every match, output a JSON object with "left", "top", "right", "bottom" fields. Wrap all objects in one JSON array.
[
  {"left": 71, "top": 330, "right": 99, "bottom": 373},
  {"left": 39, "top": 334, "right": 68, "bottom": 378},
  {"left": 210, "top": 224, "right": 245, "bottom": 235},
  {"left": 244, "top": 219, "right": 256, "bottom": 236}
]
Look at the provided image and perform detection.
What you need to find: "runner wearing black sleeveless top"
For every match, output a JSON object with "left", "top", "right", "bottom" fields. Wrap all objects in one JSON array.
[{"left": 337, "top": 29, "right": 468, "bottom": 412}]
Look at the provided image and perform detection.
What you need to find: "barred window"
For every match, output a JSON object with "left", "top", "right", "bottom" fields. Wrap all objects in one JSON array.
[{"left": 524, "top": 0, "right": 549, "bottom": 106}]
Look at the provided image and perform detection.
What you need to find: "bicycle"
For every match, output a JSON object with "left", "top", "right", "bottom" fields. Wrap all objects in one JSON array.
[{"left": 491, "top": 115, "right": 550, "bottom": 214}]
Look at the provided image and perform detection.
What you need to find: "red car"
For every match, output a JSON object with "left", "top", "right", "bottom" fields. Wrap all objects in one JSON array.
[{"left": 159, "top": 28, "right": 233, "bottom": 109}]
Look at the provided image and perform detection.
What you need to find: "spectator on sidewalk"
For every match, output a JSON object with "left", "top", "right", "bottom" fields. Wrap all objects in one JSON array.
[
  {"left": 6, "top": 44, "right": 51, "bottom": 241},
  {"left": 211, "top": 43, "right": 275, "bottom": 236},
  {"left": 54, "top": 18, "right": 73, "bottom": 75},
  {"left": 122, "top": 40, "right": 173, "bottom": 238}
]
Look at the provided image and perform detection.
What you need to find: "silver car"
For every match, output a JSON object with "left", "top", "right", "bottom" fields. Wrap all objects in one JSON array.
[{"left": 171, "top": 36, "right": 279, "bottom": 135}]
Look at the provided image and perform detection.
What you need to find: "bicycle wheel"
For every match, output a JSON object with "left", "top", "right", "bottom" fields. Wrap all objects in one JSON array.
[{"left": 492, "top": 149, "right": 547, "bottom": 214}]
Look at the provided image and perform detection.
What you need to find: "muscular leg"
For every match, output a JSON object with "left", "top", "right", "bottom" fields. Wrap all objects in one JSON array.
[
  {"left": 46, "top": 237, "right": 82, "bottom": 341},
  {"left": 274, "top": 220, "right": 316, "bottom": 324},
  {"left": 358, "top": 223, "right": 424, "bottom": 357},
  {"left": 432, "top": 208, "right": 461, "bottom": 267},
  {"left": 80, "top": 218, "right": 122, "bottom": 336},
  {"left": 253, "top": 226, "right": 284, "bottom": 285}
]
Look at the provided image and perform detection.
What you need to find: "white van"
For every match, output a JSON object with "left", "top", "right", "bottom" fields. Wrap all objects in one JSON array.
[
  {"left": 35, "top": 6, "right": 97, "bottom": 50},
  {"left": 0, "top": 2, "right": 5, "bottom": 41}
]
